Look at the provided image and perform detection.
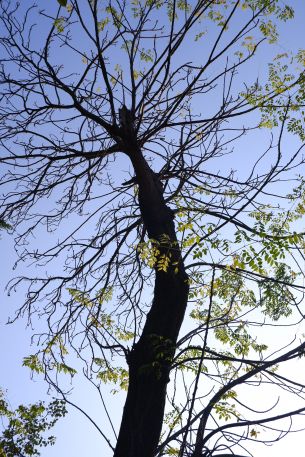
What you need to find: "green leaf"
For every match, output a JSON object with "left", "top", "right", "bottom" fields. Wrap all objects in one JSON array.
[
  {"left": 0, "top": 389, "right": 67, "bottom": 457},
  {"left": 57, "top": 0, "right": 67, "bottom": 6},
  {"left": 22, "top": 355, "right": 44, "bottom": 374},
  {"left": 0, "top": 219, "right": 11, "bottom": 230},
  {"left": 54, "top": 17, "right": 65, "bottom": 33}
]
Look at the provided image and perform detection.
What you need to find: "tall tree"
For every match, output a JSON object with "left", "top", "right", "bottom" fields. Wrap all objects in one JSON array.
[{"left": 1, "top": 1, "right": 305, "bottom": 456}]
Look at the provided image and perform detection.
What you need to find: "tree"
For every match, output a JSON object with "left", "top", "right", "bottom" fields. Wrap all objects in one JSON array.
[
  {"left": 1, "top": 1, "right": 305, "bottom": 456},
  {"left": 0, "top": 389, "right": 66, "bottom": 457}
]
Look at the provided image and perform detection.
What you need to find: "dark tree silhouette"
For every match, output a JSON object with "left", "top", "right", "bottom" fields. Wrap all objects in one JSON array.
[{"left": 1, "top": 1, "right": 305, "bottom": 457}]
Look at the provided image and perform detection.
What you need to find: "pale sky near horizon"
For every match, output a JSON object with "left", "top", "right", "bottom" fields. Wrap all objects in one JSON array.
[{"left": 2, "top": 1, "right": 305, "bottom": 456}]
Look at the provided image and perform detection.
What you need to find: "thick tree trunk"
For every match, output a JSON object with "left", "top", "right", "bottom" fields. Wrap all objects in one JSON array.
[{"left": 113, "top": 143, "right": 189, "bottom": 457}]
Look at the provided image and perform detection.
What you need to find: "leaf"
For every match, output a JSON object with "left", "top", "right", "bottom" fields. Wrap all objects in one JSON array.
[
  {"left": 98, "top": 18, "right": 110, "bottom": 32},
  {"left": 22, "top": 355, "right": 44, "bottom": 374},
  {"left": 167, "top": 447, "right": 180, "bottom": 455},
  {"left": 54, "top": 17, "right": 65, "bottom": 33},
  {"left": 250, "top": 428, "right": 259, "bottom": 438},
  {"left": 57, "top": 0, "right": 67, "bottom": 6},
  {"left": 0, "top": 391, "right": 67, "bottom": 457},
  {"left": 0, "top": 219, "right": 11, "bottom": 230},
  {"left": 97, "top": 367, "right": 128, "bottom": 391},
  {"left": 56, "top": 363, "right": 77, "bottom": 376}
]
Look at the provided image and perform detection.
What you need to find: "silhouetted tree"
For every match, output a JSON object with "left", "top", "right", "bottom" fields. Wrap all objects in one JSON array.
[{"left": 1, "top": 1, "right": 305, "bottom": 456}]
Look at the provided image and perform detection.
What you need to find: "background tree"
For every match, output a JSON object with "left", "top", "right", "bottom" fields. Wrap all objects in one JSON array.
[
  {"left": 1, "top": 1, "right": 305, "bottom": 456},
  {"left": 0, "top": 389, "right": 66, "bottom": 457}
]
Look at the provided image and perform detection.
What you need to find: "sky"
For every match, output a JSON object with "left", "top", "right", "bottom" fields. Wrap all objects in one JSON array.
[{"left": 2, "top": 1, "right": 305, "bottom": 456}]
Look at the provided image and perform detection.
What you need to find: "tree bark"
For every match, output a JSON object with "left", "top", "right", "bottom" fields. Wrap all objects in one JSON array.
[{"left": 113, "top": 143, "right": 189, "bottom": 457}]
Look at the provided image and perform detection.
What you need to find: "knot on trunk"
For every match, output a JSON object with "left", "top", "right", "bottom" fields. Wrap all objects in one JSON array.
[{"left": 119, "top": 105, "right": 135, "bottom": 137}]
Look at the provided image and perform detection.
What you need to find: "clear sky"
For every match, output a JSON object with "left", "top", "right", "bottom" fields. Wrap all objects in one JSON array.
[{"left": 2, "top": 1, "right": 305, "bottom": 456}]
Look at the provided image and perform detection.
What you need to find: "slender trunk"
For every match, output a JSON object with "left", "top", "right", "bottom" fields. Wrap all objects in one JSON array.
[{"left": 113, "top": 143, "right": 189, "bottom": 457}]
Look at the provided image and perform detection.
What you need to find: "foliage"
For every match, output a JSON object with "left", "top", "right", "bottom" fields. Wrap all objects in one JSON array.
[
  {"left": 0, "top": 220, "right": 11, "bottom": 231},
  {"left": 57, "top": 0, "right": 67, "bottom": 7},
  {"left": 0, "top": 390, "right": 66, "bottom": 457}
]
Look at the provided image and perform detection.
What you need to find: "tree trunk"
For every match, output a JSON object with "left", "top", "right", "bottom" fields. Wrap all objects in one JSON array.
[{"left": 113, "top": 144, "right": 189, "bottom": 457}]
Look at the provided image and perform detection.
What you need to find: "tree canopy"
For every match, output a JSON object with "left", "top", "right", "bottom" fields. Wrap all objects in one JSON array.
[
  {"left": 0, "top": 389, "right": 66, "bottom": 457},
  {"left": 1, "top": 1, "right": 305, "bottom": 456}
]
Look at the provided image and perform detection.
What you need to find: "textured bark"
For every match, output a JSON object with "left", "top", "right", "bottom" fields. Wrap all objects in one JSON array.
[{"left": 113, "top": 142, "right": 189, "bottom": 457}]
